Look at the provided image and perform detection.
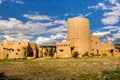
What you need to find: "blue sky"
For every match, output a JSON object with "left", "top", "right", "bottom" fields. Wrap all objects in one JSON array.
[{"left": 0, "top": 0, "right": 120, "bottom": 45}]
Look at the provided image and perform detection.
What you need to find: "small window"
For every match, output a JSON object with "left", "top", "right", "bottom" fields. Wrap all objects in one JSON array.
[
  {"left": 96, "top": 42, "right": 98, "bottom": 44},
  {"left": 19, "top": 42, "right": 21, "bottom": 45},
  {"left": 23, "top": 47, "right": 26, "bottom": 49},
  {"left": 59, "top": 49, "right": 64, "bottom": 52},
  {"left": 92, "top": 49, "right": 94, "bottom": 51},
  {"left": 1, "top": 44, "right": 3, "bottom": 46},
  {"left": 24, "top": 52, "right": 26, "bottom": 56},
  {"left": 17, "top": 49, "right": 20, "bottom": 51},
  {"left": 12, "top": 49, "right": 14, "bottom": 52},
  {"left": 16, "top": 53, "right": 18, "bottom": 55}
]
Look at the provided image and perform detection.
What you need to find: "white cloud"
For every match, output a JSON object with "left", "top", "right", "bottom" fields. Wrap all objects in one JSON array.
[
  {"left": 11, "top": 0, "right": 24, "bottom": 4},
  {"left": 93, "top": 25, "right": 120, "bottom": 44},
  {"left": 101, "top": 1, "right": 120, "bottom": 25},
  {"left": 35, "top": 33, "right": 66, "bottom": 45},
  {"left": 46, "top": 19, "right": 67, "bottom": 33},
  {"left": 101, "top": 16, "right": 119, "bottom": 25},
  {"left": 109, "top": 0, "right": 117, "bottom": 4},
  {"left": 23, "top": 14, "right": 51, "bottom": 21},
  {"left": 48, "top": 26, "right": 66, "bottom": 33},
  {"left": 75, "top": 14, "right": 84, "bottom": 18},
  {"left": 88, "top": 1, "right": 120, "bottom": 25},
  {"left": 110, "top": 3, "right": 120, "bottom": 10},
  {"left": 103, "top": 11, "right": 120, "bottom": 17},
  {"left": 64, "top": 13, "right": 69, "bottom": 17},
  {"left": 98, "top": 3, "right": 108, "bottom": 10},
  {"left": 53, "top": 20, "right": 66, "bottom": 26},
  {"left": 0, "top": 14, "right": 67, "bottom": 45},
  {"left": 88, "top": 2, "right": 107, "bottom": 10},
  {"left": 3, "top": 34, "right": 31, "bottom": 42},
  {"left": 75, "top": 13, "right": 92, "bottom": 18},
  {"left": 93, "top": 31, "right": 111, "bottom": 37},
  {"left": 102, "top": 26, "right": 120, "bottom": 31},
  {"left": 0, "top": 0, "right": 5, "bottom": 4},
  {"left": 85, "top": 12, "right": 92, "bottom": 17},
  {"left": 0, "top": 18, "right": 58, "bottom": 35}
]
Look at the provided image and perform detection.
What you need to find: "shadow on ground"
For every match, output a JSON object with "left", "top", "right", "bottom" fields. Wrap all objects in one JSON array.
[{"left": 0, "top": 72, "right": 23, "bottom": 80}]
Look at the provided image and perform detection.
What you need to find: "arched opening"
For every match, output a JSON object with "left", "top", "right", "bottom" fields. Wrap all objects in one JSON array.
[{"left": 28, "top": 51, "right": 34, "bottom": 57}]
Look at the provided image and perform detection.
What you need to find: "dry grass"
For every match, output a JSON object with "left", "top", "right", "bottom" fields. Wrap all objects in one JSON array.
[{"left": 0, "top": 57, "right": 120, "bottom": 80}]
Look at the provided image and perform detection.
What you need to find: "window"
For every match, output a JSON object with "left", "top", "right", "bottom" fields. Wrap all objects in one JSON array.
[
  {"left": 12, "top": 49, "right": 14, "bottom": 52},
  {"left": 91, "top": 40, "right": 93, "bottom": 42},
  {"left": 19, "top": 42, "right": 21, "bottom": 45},
  {"left": 59, "top": 49, "right": 64, "bottom": 52},
  {"left": 23, "top": 47, "right": 25, "bottom": 49},
  {"left": 17, "top": 49, "right": 20, "bottom": 51},
  {"left": 16, "top": 53, "right": 18, "bottom": 55},
  {"left": 97, "top": 50, "right": 99, "bottom": 54},
  {"left": 66, "top": 44, "right": 67, "bottom": 46},
  {"left": 24, "top": 51, "right": 26, "bottom": 56}
]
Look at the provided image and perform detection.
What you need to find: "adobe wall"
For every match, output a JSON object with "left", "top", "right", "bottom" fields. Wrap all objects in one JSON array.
[
  {"left": 28, "top": 42, "right": 38, "bottom": 58},
  {"left": 56, "top": 42, "right": 71, "bottom": 58},
  {"left": 0, "top": 42, "right": 29, "bottom": 59},
  {"left": 0, "top": 42, "right": 38, "bottom": 59},
  {"left": 38, "top": 46, "right": 56, "bottom": 57}
]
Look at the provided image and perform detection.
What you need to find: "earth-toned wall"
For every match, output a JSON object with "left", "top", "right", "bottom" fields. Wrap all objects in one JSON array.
[
  {"left": 0, "top": 42, "right": 38, "bottom": 59},
  {"left": 56, "top": 42, "right": 71, "bottom": 58},
  {"left": 56, "top": 17, "right": 120, "bottom": 58}
]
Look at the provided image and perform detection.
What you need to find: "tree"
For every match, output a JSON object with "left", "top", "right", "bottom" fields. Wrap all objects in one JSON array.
[{"left": 72, "top": 51, "right": 79, "bottom": 58}]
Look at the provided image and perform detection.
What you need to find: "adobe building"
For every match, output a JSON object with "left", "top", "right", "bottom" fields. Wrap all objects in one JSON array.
[
  {"left": 38, "top": 46, "right": 56, "bottom": 57},
  {"left": 0, "top": 41, "right": 56, "bottom": 59},
  {"left": 0, "top": 17, "right": 120, "bottom": 59},
  {"left": 0, "top": 42, "right": 38, "bottom": 59},
  {"left": 56, "top": 18, "right": 120, "bottom": 58}
]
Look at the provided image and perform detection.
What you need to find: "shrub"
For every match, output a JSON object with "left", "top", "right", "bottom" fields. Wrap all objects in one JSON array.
[
  {"left": 90, "top": 53, "right": 95, "bottom": 57},
  {"left": 96, "top": 53, "right": 101, "bottom": 57},
  {"left": 82, "top": 51, "right": 89, "bottom": 57},
  {"left": 72, "top": 51, "right": 79, "bottom": 58},
  {"left": 102, "top": 53, "right": 107, "bottom": 56}
]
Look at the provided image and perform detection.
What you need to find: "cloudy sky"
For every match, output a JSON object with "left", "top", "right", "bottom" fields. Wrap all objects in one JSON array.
[{"left": 0, "top": 0, "right": 120, "bottom": 46}]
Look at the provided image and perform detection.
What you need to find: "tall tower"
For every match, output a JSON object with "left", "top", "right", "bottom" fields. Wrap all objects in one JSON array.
[{"left": 67, "top": 18, "right": 91, "bottom": 55}]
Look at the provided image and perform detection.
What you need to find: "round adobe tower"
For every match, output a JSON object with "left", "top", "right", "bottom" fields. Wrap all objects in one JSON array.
[{"left": 67, "top": 18, "right": 91, "bottom": 55}]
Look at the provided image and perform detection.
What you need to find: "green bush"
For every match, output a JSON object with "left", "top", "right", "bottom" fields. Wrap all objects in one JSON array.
[
  {"left": 82, "top": 51, "right": 89, "bottom": 57},
  {"left": 96, "top": 53, "right": 101, "bottom": 57},
  {"left": 90, "top": 53, "right": 95, "bottom": 57},
  {"left": 102, "top": 53, "right": 107, "bottom": 56},
  {"left": 72, "top": 51, "right": 79, "bottom": 58}
]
